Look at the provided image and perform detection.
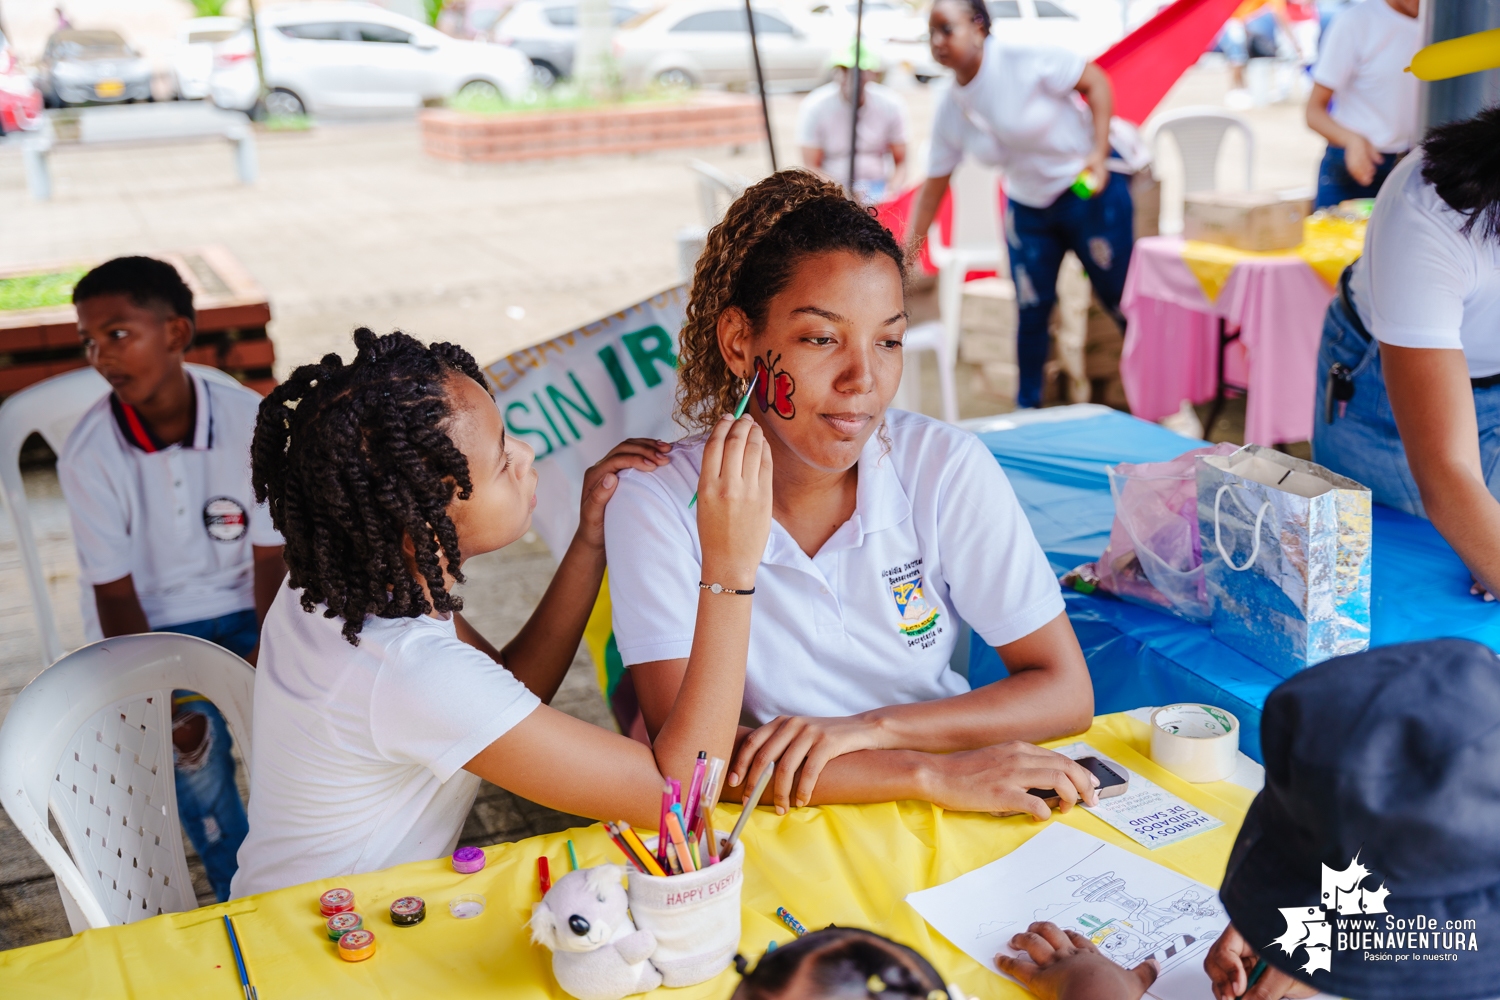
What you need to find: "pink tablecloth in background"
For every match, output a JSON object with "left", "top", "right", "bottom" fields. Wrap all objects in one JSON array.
[{"left": 1119, "top": 236, "right": 1337, "bottom": 446}]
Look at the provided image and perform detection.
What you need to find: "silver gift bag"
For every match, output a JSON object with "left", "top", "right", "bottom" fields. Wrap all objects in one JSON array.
[{"left": 1196, "top": 445, "right": 1372, "bottom": 678}]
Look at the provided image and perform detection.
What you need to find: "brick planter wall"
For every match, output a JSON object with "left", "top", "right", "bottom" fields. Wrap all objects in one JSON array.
[
  {"left": 0, "top": 245, "right": 276, "bottom": 400},
  {"left": 421, "top": 92, "right": 766, "bottom": 163}
]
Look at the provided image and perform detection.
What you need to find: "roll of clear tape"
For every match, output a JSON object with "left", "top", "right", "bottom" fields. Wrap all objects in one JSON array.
[{"left": 1149, "top": 704, "right": 1239, "bottom": 783}]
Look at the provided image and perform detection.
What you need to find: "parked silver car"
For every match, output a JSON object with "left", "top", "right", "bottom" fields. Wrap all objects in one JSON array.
[
  {"left": 493, "top": 0, "right": 646, "bottom": 87},
  {"left": 39, "top": 29, "right": 153, "bottom": 108}
]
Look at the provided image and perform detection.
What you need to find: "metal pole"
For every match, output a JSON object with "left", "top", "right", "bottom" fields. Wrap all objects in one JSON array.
[
  {"left": 1420, "top": 0, "right": 1500, "bottom": 132},
  {"left": 744, "top": 0, "right": 777, "bottom": 170},
  {"left": 246, "top": 0, "right": 269, "bottom": 114},
  {"left": 847, "top": 0, "right": 864, "bottom": 194}
]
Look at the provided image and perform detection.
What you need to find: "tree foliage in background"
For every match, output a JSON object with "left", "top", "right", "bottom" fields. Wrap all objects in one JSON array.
[
  {"left": 424, "top": 0, "right": 443, "bottom": 25},
  {"left": 190, "top": 0, "right": 229, "bottom": 16}
]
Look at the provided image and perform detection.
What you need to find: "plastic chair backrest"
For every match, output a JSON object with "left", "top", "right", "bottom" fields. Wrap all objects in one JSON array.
[
  {"left": 0, "top": 364, "right": 245, "bottom": 667},
  {"left": 945, "top": 160, "right": 1003, "bottom": 253},
  {"left": 0, "top": 633, "right": 255, "bottom": 931},
  {"left": 1147, "top": 106, "right": 1255, "bottom": 194},
  {"left": 688, "top": 159, "right": 749, "bottom": 226}
]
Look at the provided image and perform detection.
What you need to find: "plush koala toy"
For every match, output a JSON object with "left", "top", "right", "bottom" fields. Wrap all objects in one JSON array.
[{"left": 529, "top": 865, "right": 662, "bottom": 1000}]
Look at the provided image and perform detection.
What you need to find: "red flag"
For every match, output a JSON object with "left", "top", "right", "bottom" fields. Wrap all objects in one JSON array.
[{"left": 1097, "top": 0, "right": 1245, "bottom": 124}]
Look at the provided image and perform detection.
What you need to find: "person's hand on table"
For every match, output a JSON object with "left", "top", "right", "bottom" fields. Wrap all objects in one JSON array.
[
  {"left": 926, "top": 742, "right": 1099, "bottom": 820},
  {"left": 1205, "top": 924, "right": 1318, "bottom": 1000},
  {"left": 730, "top": 714, "right": 888, "bottom": 811},
  {"left": 996, "top": 922, "right": 1156, "bottom": 1000},
  {"left": 1341, "top": 134, "right": 1384, "bottom": 188},
  {"left": 575, "top": 438, "right": 672, "bottom": 550}
]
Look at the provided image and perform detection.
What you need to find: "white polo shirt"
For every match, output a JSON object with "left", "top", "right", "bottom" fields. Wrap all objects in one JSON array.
[
  {"left": 797, "top": 81, "right": 908, "bottom": 187},
  {"left": 1312, "top": 0, "right": 1422, "bottom": 154},
  {"left": 230, "top": 582, "right": 541, "bottom": 897},
  {"left": 58, "top": 370, "right": 283, "bottom": 633},
  {"left": 928, "top": 36, "right": 1092, "bottom": 208},
  {"left": 1350, "top": 152, "right": 1500, "bottom": 378},
  {"left": 603, "top": 409, "right": 1065, "bottom": 722}
]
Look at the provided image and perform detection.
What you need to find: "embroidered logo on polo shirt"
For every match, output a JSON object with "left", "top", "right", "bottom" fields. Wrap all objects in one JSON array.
[
  {"left": 882, "top": 559, "right": 940, "bottom": 639},
  {"left": 203, "top": 497, "right": 248, "bottom": 542}
]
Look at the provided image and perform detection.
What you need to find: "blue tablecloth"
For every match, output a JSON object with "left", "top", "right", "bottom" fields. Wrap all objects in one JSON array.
[{"left": 968, "top": 408, "right": 1500, "bottom": 762}]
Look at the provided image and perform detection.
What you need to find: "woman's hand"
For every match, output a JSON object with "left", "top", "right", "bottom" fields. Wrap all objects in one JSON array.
[
  {"left": 1205, "top": 924, "right": 1318, "bottom": 1000},
  {"left": 924, "top": 742, "right": 1100, "bottom": 821},
  {"left": 696, "top": 415, "right": 773, "bottom": 590},
  {"left": 731, "top": 714, "right": 889, "bottom": 810},
  {"left": 1082, "top": 148, "right": 1111, "bottom": 194},
  {"left": 576, "top": 438, "right": 671, "bottom": 550},
  {"left": 997, "top": 922, "right": 1157, "bottom": 1000}
]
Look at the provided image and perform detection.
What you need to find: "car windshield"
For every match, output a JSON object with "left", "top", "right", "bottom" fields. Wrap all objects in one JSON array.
[{"left": 52, "top": 32, "right": 131, "bottom": 60}]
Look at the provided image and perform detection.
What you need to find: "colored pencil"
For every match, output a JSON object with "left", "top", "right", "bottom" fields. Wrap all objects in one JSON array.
[
  {"left": 673, "top": 804, "right": 701, "bottom": 869},
  {"left": 538, "top": 856, "right": 552, "bottom": 895},
  {"left": 689, "top": 372, "right": 759, "bottom": 507},
  {"left": 223, "top": 915, "right": 257, "bottom": 1000},
  {"left": 698, "top": 756, "right": 728, "bottom": 863},
  {"left": 665, "top": 809, "right": 697, "bottom": 873},
  {"left": 566, "top": 839, "right": 579, "bottom": 871},
  {"left": 616, "top": 821, "right": 668, "bottom": 877},
  {"left": 684, "top": 751, "right": 708, "bottom": 832},
  {"left": 1237, "top": 958, "right": 1268, "bottom": 999},
  {"left": 723, "top": 761, "right": 775, "bottom": 858},
  {"left": 605, "top": 823, "right": 647, "bottom": 873}
]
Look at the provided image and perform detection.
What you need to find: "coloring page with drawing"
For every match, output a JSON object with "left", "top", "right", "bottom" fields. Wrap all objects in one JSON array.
[{"left": 906, "top": 824, "right": 1227, "bottom": 1000}]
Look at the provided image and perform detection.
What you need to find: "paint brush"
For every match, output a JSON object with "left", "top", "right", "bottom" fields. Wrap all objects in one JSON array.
[
  {"left": 722, "top": 761, "right": 775, "bottom": 859},
  {"left": 689, "top": 371, "right": 759, "bottom": 508}
]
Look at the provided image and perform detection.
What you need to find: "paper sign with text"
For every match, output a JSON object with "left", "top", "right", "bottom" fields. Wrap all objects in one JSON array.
[
  {"left": 483, "top": 286, "right": 687, "bottom": 555},
  {"left": 1053, "top": 743, "right": 1224, "bottom": 849}
]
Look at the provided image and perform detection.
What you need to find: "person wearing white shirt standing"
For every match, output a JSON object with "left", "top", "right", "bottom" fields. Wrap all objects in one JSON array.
[
  {"left": 904, "top": 0, "right": 1129, "bottom": 410},
  {"left": 1312, "top": 109, "right": 1500, "bottom": 599},
  {"left": 57, "top": 257, "right": 286, "bottom": 901},
  {"left": 1305, "top": 0, "right": 1422, "bottom": 208},
  {"left": 606, "top": 171, "right": 1099, "bottom": 818},
  {"left": 797, "top": 40, "right": 908, "bottom": 204}
]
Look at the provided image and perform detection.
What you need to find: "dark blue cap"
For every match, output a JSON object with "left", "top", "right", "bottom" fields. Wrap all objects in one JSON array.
[{"left": 1220, "top": 639, "right": 1500, "bottom": 999}]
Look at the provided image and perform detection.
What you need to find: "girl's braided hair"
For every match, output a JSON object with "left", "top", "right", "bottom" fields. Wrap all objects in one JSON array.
[
  {"left": 251, "top": 328, "right": 488, "bottom": 644},
  {"left": 732, "top": 927, "right": 949, "bottom": 1000},
  {"left": 674, "top": 169, "right": 906, "bottom": 432}
]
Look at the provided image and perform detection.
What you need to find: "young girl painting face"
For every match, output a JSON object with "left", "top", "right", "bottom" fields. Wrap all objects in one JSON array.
[{"left": 717, "top": 249, "right": 906, "bottom": 476}]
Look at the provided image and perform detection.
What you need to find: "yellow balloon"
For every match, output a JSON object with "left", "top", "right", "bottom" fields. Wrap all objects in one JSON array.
[{"left": 1406, "top": 28, "right": 1500, "bottom": 81}]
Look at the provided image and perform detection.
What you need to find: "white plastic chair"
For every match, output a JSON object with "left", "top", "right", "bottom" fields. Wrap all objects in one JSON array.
[
  {"left": 1146, "top": 107, "right": 1255, "bottom": 230},
  {"left": 0, "top": 632, "right": 255, "bottom": 931},
  {"left": 907, "top": 161, "right": 1005, "bottom": 423},
  {"left": 0, "top": 364, "right": 244, "bottom": 667}
]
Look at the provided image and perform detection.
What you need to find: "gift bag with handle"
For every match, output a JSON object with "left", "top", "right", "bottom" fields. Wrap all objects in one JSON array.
[{"left": 1196, "top": 445, "right": 1372, "bottom": 677}]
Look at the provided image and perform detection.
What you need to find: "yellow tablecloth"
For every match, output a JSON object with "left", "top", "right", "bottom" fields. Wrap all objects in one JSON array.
[
  {"left": 0, "top": 714, "right": 1256, "bottom": 999},
  {"left": 1182, "top": 214, "right": 1367, "bottom": 303}
]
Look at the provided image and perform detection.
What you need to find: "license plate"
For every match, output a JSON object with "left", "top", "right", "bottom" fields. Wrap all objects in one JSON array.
[{"left": 95, "top": 79, "right": 125, "bottom": 97}]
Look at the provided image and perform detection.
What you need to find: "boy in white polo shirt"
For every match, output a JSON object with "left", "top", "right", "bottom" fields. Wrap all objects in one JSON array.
[
  {"left": 57, "top": 257, "right": 285, "bottom": 901},
  {"left": 1306, "top": 0, "right": 1422, "bottom": 208}
]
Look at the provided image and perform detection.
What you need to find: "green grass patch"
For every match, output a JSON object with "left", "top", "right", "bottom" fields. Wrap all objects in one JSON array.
[
  {"left": 0, "top": 267, "right": 89, "bottom": 312},
  {"left": 447, "top": 83, "right": 683, "bottom": 115},
  {"left": 261, "top": 113, "right": 314, "bottom": 132}
]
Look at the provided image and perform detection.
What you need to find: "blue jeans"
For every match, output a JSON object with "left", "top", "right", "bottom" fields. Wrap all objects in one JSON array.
[
  {"left": 162, "top": 608, "right": 256, "bottom": 902},
  {"left": 1311, "top": 278, "right": 1500, "bottom": 518},
  {"left": 1006, "top": 176, "right": 1135, "bottom": 408},
  {"left": 1314, "top": 145, "right": 1400, "bottom": 209}
]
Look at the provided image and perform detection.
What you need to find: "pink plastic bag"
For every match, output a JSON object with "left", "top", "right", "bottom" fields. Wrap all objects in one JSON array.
[{"left": 1075, "top": 442, "right": 1240, "bottom": 621}]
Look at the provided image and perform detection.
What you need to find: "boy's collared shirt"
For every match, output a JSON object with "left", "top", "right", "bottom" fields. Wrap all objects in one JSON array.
[
  {"left": 59, "top": 369, "right": 282, "bottom": 633},
  {"left": 604, "top": 409, "right": 1065, "bottom": 723}
]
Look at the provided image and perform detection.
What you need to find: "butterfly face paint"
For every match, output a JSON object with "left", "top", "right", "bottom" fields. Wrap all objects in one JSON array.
[{"left": 753, "top": 352, "right": 797, "bottom": 420}]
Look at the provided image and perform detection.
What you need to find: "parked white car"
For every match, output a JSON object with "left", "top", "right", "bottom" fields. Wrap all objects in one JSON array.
[
  {"left": 614, "top": 0, "right": 835, "bottom": 91},
  {"left": 985, "top": 0, "right": 1124, "bottom": 59},
  {"left": 494, "top": 0, "right": 648, "bottom": 86},
  {"left": 173, "top": 16, "right": 243, "bottom": 100},
  {"left": 210, "top": 1, "right": 532, "bottom": 116},
  {"left": 804, "top": 0, "right": 944, "bottom": 81}
]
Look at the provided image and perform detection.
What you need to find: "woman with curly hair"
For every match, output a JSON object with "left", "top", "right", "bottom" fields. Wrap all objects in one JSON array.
[
  {"left": 229, "top": 328, "right": 771, "bottom": 897},
  {"left": 604, "top": 170, "right": 1099, "bottom": 818}
]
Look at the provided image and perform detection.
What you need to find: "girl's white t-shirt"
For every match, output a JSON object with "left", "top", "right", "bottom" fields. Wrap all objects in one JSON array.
[
  {"left": 230, "top": 583, "right": 540, "bottom": 898},
  {"left": 1311, "top": 0, "right": 1422, "bottom": 154},
  {"left": 1350, "top": 152, "right": 1500, "bottom": 378},
  {"left": 927, "top": 36, "right": 1093, "bottom": 208},
  {"left": 603, "top": 409, "right": 1065, "bottom": 723}
]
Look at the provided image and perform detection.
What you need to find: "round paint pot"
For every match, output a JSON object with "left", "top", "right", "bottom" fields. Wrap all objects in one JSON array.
[
  {"left": 448, "top": 893, "right": 486, "bottom": 919},
  {"left": 451, "top": 846, "right": 486, "bottom": 874},
  {"left": 390, "top": 896, "right": 426, "bottom": 926},
  {"left": 338, "top": 928, "right": 376, "bottom": 962},
  {"left": 326, "top": 911, "right": 363, "bottom": 940},
  {"left": 319, "top": 888, "right": 355, "bottom": 917}
]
